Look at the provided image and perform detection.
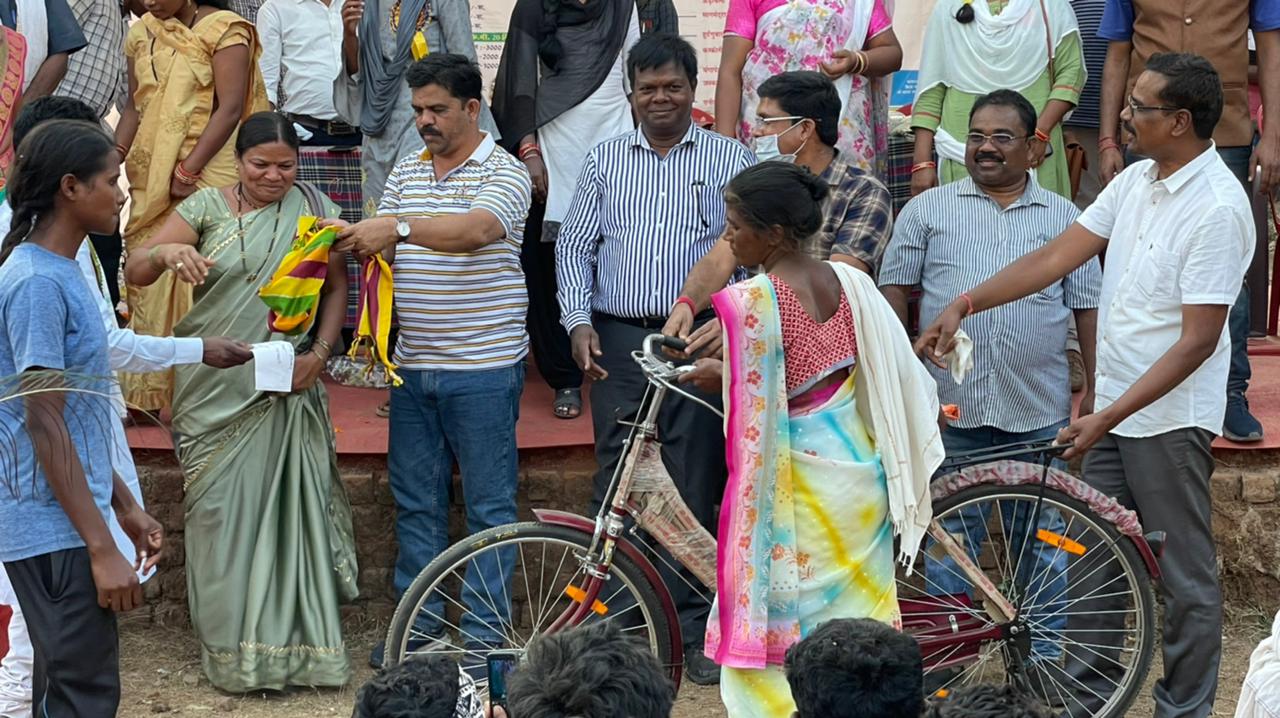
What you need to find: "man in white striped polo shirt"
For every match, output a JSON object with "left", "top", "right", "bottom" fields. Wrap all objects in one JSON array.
[
  {"left": 880, "top": 90, "right": 1102, "bottom": 701},
  {"left": 333, "top": 54, "right": 532, "bottom": 666}
]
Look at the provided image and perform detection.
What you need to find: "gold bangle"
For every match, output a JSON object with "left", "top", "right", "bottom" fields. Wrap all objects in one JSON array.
[
  {"left": 312, "top": 337, "right": 333, "bottom": 361},
  {"left": 147, "top": 245, "right": 163, "bottom": 270}
]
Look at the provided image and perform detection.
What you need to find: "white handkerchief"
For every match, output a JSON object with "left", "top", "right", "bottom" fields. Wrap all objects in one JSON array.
[
  {"left": 947, "top": 328, "right": 975, "bottom": 384},
  {"left": 252, "top": 341, "right": 296, "bottom": 393}
]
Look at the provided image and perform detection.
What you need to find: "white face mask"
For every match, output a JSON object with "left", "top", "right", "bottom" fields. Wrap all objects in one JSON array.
[{"left": 753, "top": 121, "right": 805, "bottom": 163}]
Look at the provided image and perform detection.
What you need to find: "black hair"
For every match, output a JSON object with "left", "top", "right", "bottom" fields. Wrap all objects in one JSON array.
[
  {"left": 1145, "top": 52, "right": 1223, "bottom": 140},
  {"left": 507, "top": 622, "right": 674, "bottom": 718},
  {"left": 235, "top": 111, "right": 300, "bottom": 156},
  {"left": 12, "top": 96, "right": 98, "bottom": 150},
  {"left": 627, "top": 33, "right": 697, "bottom": 89},
  {"left": 758, "top": 71, "right": 840, "bottom": 148},
  {"left": 970, "top": 90, "right": 1039, "bottom": 137},
  {"left": 784, "top": 618, "right": 925, "bottom": 718},
  {"left": 724, "top": 163, "right": 829, "bottom": 248},
  {"left": 0, "top": 120, "right": 116, "bottom": 266},
  {"left": 352, "top": 654, "right": 461, "bottom": 718},
  {"left": 198, "top": 0, "right": 230, "bottom": 11},
  {"left": 955, "top": 0, "right": 974, "bottom": 23},
  {"left": 921, "top": 683, "right": 1054, "bottom": 718},
  {"left": 406, "top": 53, "right": 483, "bottom": 103}
]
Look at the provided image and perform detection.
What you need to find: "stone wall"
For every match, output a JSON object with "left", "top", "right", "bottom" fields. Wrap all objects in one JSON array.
[
  {"left": 1210, "top": 451, "right": 1280, "bottom": 607},
  {"left": 134, "top": 447, "right": 1280, "bottom": 623},
  {"left": 132, "top": 446, "right": 597, "bottom": 624}
]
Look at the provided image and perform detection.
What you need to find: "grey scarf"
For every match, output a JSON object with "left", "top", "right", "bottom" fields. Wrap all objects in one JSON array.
[{"left": 358, "top": 0, "right": 432, "bottom": 136}]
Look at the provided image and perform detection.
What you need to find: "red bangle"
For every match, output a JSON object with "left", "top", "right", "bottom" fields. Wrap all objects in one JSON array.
[
  {"left": 958, "top": 292, "right": 975, "bottom": 317},
  {"left": 1034, "top": 128, "right": 1050, "bottom": 143},
  {"left": 1098, "top": 138, "right": 1121, "bottom": 152},
  {"left": 911, "top": 161, "right": 937, "bottom": 173},
  {"left": 674, "top": 296, "right": 697, "bottom": 315}
]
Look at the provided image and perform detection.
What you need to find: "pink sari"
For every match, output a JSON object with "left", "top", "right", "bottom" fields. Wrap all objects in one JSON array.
[{"left": 705, "top": 275, "right": 897, "bottom": 674}]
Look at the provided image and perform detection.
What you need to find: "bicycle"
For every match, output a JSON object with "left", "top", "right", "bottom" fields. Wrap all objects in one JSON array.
[{"left": 385, "top": 334, "right": 1162, "bottom": 718}]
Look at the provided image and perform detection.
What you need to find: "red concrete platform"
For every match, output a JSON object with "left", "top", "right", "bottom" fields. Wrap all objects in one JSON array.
[
  {"left": 127, "top": 352, "right": 1280, "bottom": 456},
  {"left": 125, "top": 369, "right": 595, "bottom": 455}
]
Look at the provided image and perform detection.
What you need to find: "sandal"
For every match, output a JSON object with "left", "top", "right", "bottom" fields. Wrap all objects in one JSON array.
[{"left": 553, "top": 387, "right": 582, "bottom": 420}]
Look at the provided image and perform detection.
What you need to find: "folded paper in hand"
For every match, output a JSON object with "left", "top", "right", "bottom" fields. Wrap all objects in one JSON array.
[
  {"left": 945, "top": 328, "right": 975, "bottom": 384},
  {"left": 252, "top": 341, "right": 295, "bottom": 393}
]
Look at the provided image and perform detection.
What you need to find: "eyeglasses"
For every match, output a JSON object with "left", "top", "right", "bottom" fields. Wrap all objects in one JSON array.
[
  {"left": 965, "top": 132, "right": 1028, "bottom": 147},
  {"left": 753, "top": 115, "right": 804, "bottom": 132},
  {"left": 1127, "top": 96, "right": 1181, "bottom": 114}
]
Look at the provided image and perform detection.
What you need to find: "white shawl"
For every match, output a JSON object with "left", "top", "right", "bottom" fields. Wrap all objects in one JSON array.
[
  {"left": 1236, "top": 610, "right": 1280, "bottom": 718},
  {"left": 15, "top": 0, "right": 48, "bottom": 90},
  {"left": 832, "top": 262, "right": 945, "bottom": 571},
  {"left": 916, "top": 0, "right": 1080, "bottom": 98}
]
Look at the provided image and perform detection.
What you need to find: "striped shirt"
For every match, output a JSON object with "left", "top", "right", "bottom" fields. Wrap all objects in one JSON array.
[
  {"left": 556, "top": 124, "right": 756, "bottom": 330},
  {"left": 879, "top": 176, "right": 1102, "bottom": 432},
  {"left": 379, "top": 132, "right": 533, "bottom": 370},
  {"left": 1065, "top": 0, "right": 1107, "bottom": 129}
]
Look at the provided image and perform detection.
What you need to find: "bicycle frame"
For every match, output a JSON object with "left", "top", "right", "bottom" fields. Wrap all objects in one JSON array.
[{"left": 541, "top": 335, "right": 1076, "bottom": 665}]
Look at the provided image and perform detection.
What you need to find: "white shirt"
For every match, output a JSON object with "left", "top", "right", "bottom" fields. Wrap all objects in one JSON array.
[
  {"left": 256, "top": 0, "right": 344, "bottom": 120},
  {"left": 538, "top": 5, "right": 639, "bottom": 224},
  {"left": 1078, "top": 144, "right": 1254, "bottom": 438},
  {"left": 73, "top": 241, "right": 205, "bottom": 416}
]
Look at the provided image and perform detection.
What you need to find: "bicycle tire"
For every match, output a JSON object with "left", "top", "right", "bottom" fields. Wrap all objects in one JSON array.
[
  {"left": 914, "top": 482, "right": 1156, "bottom": 718},
  {"left": 384, "top": 521, "right": 679, "bottom": 681}
]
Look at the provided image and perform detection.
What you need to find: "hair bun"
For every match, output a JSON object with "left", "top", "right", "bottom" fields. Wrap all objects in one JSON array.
[{"left": 801, "top": 168, "right": 829, "bottom": 203}]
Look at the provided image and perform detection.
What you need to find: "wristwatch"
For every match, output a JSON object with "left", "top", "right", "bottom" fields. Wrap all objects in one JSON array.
[{"left": 395, "top": 219, "right": 411, "bottom": 242}]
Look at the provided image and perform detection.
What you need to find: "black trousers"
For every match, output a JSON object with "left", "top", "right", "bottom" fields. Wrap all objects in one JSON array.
[
  {"left": 3, "top": 548, "right": 120, "bottom": 717},
  {"left": 520, "top": 205, "right": 581, "bottom": 391},
  {"left": 587, "top": 314, "right": 726, "bottom": 644},
  {"left": 88, "top": 231, "right": 122, "bottom": 313}
]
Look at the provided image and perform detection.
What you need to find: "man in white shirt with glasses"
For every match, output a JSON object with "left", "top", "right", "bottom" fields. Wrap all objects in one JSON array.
[{"left": 257, "top": 0, "right": 360, "bottom": 146}]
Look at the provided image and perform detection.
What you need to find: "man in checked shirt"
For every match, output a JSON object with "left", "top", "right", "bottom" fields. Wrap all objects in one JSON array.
[{"left": 663, "top": 70, "right": 893, "bottom": 354}]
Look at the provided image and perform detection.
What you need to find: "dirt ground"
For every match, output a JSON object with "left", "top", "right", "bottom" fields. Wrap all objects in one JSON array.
[{"left": 114, "top": 602, "right": 1275, "bottom": 718}]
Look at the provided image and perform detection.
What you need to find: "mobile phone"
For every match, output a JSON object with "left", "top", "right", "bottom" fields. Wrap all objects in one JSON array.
[{"left": 487, "top": 650, "right": 520, "bottom": 714}]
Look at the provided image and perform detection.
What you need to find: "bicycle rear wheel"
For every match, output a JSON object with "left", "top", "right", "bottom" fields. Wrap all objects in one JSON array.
[
  {"left": 384, "top": 522, "right": 678, "bottom": 688},
  {"left": 898, "top": 483, "right": 1155, "bottom": 718}
]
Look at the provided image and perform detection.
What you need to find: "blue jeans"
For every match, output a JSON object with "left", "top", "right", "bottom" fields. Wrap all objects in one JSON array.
[
  {"left": 927, "top": 422, "right": 1069, "bottom": 661},
  {"left": 1215, "top": 145, "right": 1253, "bottom": 402},
  {"left": 388, "top": 362, "right": 524, "bottom": 647}
]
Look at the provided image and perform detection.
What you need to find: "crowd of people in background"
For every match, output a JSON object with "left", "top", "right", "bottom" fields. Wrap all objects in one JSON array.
[{"left": 0, "top": 0, "right": 1278, "bottom": 716}]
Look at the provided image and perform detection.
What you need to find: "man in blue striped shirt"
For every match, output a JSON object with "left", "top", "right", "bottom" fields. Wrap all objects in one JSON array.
[
  {"left": 555, "top": 33, "right": 754, "bottom": 685},
  {"left": 880, "top": 90, "right": 1102, "bottom": 699}
]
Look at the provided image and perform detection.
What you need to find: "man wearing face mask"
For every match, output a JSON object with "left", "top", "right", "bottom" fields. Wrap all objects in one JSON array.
[
  {"left": 879, "top": 90, "right": 1101, "bottom": 700},
  {"left": 662, "top": 70, "right": 892, "bottom": 350}
]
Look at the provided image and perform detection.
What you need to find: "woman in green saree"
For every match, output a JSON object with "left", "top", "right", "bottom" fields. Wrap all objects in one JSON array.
[{"left": 123, "top": 112, "right": 358, "bottom": 692}]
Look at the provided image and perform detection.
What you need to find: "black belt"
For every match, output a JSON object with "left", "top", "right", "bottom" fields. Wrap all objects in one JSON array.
[
  {"left": 594, "top": 310, "right": 715, "bottom": 330},
  {"left": 286, "top": 113, "right": 359, "bottom": 137}
]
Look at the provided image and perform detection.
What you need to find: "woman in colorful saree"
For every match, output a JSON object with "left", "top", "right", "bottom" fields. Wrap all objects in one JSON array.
[
  {"left": 679, "top": 163, "right": 945, "bottom": 717},
  {"left": 713, "top": 0, "right": 902, "bottom": 177},
  {"left": 115, "top": 0, "right": 268, "bottom": 412},
  {"left": 122, "top": 113, "right": 358, "bottom": 692}
]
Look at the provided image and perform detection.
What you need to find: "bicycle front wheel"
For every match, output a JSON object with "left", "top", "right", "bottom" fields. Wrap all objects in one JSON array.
[
  {"left": 384, "top": 522, "right": 677, "bottom": 684},
  {"left": 898, "top": 482, "right": 1156, "bottom": 718}
]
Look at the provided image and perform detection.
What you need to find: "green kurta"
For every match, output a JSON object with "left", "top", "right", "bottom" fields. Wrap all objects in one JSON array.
[
  {"left": 911, "top": 1, "right": 1085, "bottom": 198},
  {"left": 171, "top": 186, "right": 358, "bottom": 692}
]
